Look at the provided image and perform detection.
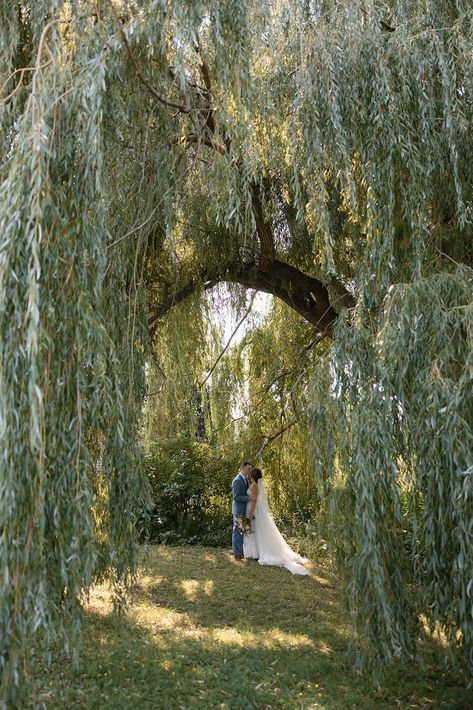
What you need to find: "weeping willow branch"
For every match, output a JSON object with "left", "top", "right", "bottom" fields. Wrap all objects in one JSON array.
[
  {"left": 108, "top": 1, "right": 191, "bottom": 114},
  {"left": 1, "top": 61, "right": 51, "bottom": 103},
  {"left": 251, "top": 340, "right": 322, "bottom": 461},
  {"left": 261, "top": 333, "right": 327, "bottom": 394},
  {"left": 209, "top": 328, "right": 326, "bottom": 441},
  {"left": 256, "top": 417, "right": 299, "bottom": 459}
]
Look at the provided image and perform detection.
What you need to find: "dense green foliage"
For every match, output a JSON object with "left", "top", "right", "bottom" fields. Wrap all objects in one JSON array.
[
  {"left": 143, "top": 295, "right": 325, "bottom": 525},
  {"left": 1, "top": 0, "right": 473, "bottom": 704},
  {"left": 144, "top": 437, "right": 237, "bottom": 546}
]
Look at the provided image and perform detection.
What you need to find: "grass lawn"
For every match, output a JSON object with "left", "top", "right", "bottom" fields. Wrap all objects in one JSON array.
[{"left": 30, "top": 546, "right": 471, "bottom": 709}]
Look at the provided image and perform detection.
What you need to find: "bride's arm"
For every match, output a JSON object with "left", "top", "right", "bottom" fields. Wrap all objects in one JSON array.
[{"left": 247, "top": 483, "right": 258, "bottom": 519}]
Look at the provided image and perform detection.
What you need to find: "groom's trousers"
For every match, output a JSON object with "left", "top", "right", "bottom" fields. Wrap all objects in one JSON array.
[{"left": 232, "top": 517, "right": 244, "bottom": 556}]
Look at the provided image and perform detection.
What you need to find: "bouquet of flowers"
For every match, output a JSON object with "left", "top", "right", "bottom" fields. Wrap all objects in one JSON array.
[{"left": 236, "top": 515, "right": 253, "bottom": 535}]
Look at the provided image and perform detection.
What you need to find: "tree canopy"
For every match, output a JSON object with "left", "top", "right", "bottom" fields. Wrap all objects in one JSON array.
[{"left": 1, "top": 0, "right": 473, "bottom": 703}]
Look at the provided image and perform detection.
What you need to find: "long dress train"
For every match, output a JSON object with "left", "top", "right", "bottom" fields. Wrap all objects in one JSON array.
[{"left": 243, "top": 480, "right": 310, "bottom": 576}]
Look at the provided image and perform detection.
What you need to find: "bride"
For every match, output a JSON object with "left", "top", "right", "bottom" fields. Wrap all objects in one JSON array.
[{"left": 243, "top": 468, "right": 310, "bottom": 576}]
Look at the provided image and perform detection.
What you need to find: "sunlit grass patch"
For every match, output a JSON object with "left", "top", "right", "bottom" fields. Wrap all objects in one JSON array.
[
  {"left": 210, "top": 627, "right": 314, "bottom": 650},
  {"left": 29, "top": 546, "right": 471, "bottom": 709},
  {"left": 179, "top": 578, "right": 215, "bottom": 600}
]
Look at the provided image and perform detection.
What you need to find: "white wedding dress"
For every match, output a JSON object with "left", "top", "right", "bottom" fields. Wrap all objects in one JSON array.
[{"left": 243, "top": 480, "right": 310, "bottom": 576}]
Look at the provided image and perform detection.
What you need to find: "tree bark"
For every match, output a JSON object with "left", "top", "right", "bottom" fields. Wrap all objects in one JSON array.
[{"left": 251, "top": 185, "right": 275, "bottom": 269}]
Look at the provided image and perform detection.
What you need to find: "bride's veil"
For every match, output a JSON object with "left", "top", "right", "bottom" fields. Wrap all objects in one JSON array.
[
  {"left": 255, "top": 476, "right": 310, "bottom": 575},
  {"left": 257, "top": 478, "right": 268, "bottom": 509}
]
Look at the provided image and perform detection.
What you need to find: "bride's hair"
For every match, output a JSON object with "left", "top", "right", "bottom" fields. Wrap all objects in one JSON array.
[{"left": 250, "top": 467, "right": 262, "bottom": 482}]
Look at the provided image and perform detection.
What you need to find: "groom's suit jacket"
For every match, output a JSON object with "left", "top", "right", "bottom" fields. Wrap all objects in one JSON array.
[{"left": 232, "top": 473, "right": 249, "bottom": 517}]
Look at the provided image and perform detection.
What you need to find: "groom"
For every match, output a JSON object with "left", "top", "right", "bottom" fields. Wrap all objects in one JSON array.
[{"left": 231, "top": 461, "right": 252, "bottom": 560}]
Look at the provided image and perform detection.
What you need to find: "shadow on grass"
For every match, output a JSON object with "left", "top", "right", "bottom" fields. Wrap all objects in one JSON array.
[
  {"left": 133, "top": 547, "right": 342, "bottom": 641},
  {"left": 30, "top": 546, "right": 471, "bottom": 710}
]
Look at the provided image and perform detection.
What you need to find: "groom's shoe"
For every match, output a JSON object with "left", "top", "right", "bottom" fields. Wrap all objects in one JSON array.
[{"left": 234, "top": 554, "right": 245, "bottom": 560}]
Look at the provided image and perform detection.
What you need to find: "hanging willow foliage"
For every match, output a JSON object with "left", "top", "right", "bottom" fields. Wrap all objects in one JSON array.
[
  {"left": 0, "top": 4, "right": 152, "bottom": 704},
  {"left": 304, "top": 0, "right": 473, "bottom": 676},
  {"left": 0, "top": 1, "right": 261, "bottom": 703},
  {"left": 1, "top": 0, "right": 473, "bottom": 702},
  {"left": 313, "top": 266, "right": 473, "bottom": 672}
]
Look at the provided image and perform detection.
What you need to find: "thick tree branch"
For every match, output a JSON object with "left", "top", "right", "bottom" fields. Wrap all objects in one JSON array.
[
  {"left": 194, "top": 44, "right": 216, "bottom": 134},
  {"left": 150, "top": 272, "right": 221, "bottom": 324},
  {"left": 143, "top": 43, "right": 351, "bottom": 339},
  {"left": 181, "top": 132, "right": 226, "bottom": 155},
  {"left": 188, "top": 48, "right": 278, "bottom": 271},
  {"left": 149, "top": 258, "right": 344, "bottom": 337}
]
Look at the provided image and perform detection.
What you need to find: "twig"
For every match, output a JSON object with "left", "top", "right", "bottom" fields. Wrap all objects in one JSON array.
[
  {"left": 1, "top": 62, "right": 52, "bottom": 103},
  {"left": 256, "top": 417, "right": 298, "bottom": 458},
  {"left": 198, "top": 293, "right": 256, "bottom": 389}
]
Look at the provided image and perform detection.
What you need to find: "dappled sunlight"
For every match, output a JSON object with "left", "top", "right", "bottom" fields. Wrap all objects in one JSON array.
[
  {"left": 30, "top": 547, "right": 470, "bottom": 709},
  {"left": 211, "top": 627, "right": 314, "bottom": 650},
  {"left": 85, "top": 575, "right": 166, "bottom": 615},
  {"left": 130, "top": 602, "right": 189, "bottom": 632},
  {"left": 133, "top": 574, "right": 165, "bottom": 588},
  {"left": 87, "top": 593, "right": 315, "bottom": 652},
  {"left": 179, "top": 579, "right": 214, "bottom": 601},
  {"left": 419, "top": 615, "right": 455, "bottom": 650},
  {"left": 86, "top": 584, "right": 114, "bottom": 616},
  {"left": 317, "top": 641, "right": 333, "bottom": 656},
  {"left": 84, "top": 549, "right": 341, "bottom": 658},
  {"left": 203, "top": 552, "right": 218, "bottom": 563},
  {"left": 310, "top": 571, "right": 335, "bottom": 587}
]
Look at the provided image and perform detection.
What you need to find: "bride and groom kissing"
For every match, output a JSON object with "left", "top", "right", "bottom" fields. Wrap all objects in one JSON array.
[{"left": 231, "top": 462, "right": 310, "bottom": 576}]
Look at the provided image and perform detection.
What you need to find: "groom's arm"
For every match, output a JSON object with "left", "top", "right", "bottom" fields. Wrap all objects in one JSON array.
[{"left": 232, "top": 478, "right": 249, "bottom": 504}]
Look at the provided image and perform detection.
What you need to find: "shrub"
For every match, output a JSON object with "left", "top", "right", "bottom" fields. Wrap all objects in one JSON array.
[{"left": 143, "top": 437, "right": 238, "bottom": 546}]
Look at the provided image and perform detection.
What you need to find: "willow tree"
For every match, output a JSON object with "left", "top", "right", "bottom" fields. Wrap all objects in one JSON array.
[{"left": 1, "top": 0, "right": 473, "bottom": 702}]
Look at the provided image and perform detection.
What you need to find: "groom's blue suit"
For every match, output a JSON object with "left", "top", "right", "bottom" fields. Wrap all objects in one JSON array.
[{"left": 232, "top": 473, "right": 249, "bottom": 557}]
